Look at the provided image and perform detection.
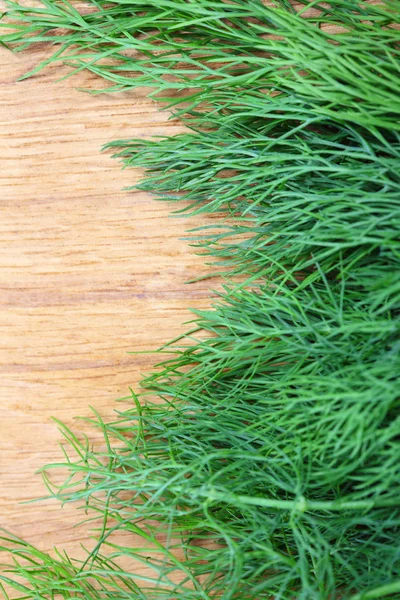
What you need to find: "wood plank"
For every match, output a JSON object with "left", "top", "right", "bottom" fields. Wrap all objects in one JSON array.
[{"left": 0, "top": 44, "right": 211, "bottom": 562}]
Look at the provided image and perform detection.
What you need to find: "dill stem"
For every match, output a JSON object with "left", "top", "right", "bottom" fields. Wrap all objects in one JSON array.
[
  {"left": 349, "top": 580, "right": 400, "bottom": 599},
  {"left": 194, "top": 490, "right": 400, "bottom": 513}
]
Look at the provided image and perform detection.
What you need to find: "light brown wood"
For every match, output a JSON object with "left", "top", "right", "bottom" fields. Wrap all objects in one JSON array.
[{"left": 0, "top": 44, "right": 212, "bottom": 566}]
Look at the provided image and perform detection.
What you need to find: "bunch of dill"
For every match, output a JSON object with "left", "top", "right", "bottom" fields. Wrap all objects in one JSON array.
[{"left": 1, "top": 0, "right": 400, "bottom": 598}]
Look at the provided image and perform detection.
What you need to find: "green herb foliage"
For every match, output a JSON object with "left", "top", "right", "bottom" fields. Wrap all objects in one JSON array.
[{"left": 1, "top": 0, "right": 400, "bottom": 598}]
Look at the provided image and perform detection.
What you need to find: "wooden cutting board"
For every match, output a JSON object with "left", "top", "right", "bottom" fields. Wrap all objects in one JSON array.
[{"left": 0, "top": 43, "right": 212, "bottom": 564}]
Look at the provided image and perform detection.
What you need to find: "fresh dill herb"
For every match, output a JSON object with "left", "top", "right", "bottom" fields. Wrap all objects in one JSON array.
[{"left": 1, "top": 0, "right": 400, "bottom": 598}]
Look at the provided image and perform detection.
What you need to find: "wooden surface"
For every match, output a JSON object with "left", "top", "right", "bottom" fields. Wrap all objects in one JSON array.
[{"left": 0, "top": 44, "right": 212, "bottom": 560}]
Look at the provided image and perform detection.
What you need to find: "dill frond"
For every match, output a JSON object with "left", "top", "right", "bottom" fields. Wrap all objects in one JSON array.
[{"left": 1, "top": 0, "right": 400, "bottom": 598}]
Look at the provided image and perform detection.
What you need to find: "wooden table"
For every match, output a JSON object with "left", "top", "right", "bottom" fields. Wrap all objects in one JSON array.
[{"left": 0, "top": 43, "right": 211, "bottom": 564}]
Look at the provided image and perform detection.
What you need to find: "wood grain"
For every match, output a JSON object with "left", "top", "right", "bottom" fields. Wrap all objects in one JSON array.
[{"left": 0, "top": 44, "right": 212, "bottom": 563}]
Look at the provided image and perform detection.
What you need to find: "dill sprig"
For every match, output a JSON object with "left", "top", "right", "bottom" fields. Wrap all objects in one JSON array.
[{"left": 1, "top": 0, "right": 400, "bottom": 598}]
